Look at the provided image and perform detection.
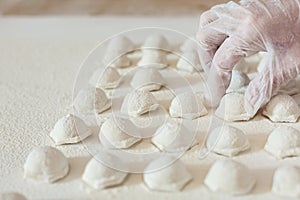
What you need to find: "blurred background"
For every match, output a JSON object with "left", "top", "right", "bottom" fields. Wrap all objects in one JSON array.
[{"left": 0, "top": 0, "right": 233, "bottom": 15}]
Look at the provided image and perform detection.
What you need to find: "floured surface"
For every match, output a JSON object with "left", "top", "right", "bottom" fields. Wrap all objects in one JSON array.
[{"left": 1, "top": 17, "right": 300, "bottom": 200}]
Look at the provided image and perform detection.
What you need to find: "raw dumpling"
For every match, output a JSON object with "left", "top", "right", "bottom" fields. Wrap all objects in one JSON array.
[
  {"left": 204, "top": 159, "right": 256, "bottom": 195},
  {"left": 152, "top": 120, "right": 196, "bottom": 152},
  {"left": 176, "top": 51, "right": 202, "bottom": 73},
  {"left": 73, "top": 87, "right": 111, "bottom": 114},
  {"left": 206, "top": 125, "right": 250, "bottom": 157},
  {"left": 143, "top": 156, "right": 192, "bottom": 191},
  {"left": 24, "top": 146, "right": 69, "bottom": 183},
  {"left": 89, "top": 67, "right": 121, "bottom": 89},
  {"left": 106, "top": 35, "right": 135, "bottom": 54},
  {"left": 262, "top": 94, "right": 300, "bottom": 123},
  {"left": 169, "top": 92, "right": 208, "bottom": 119},
  {"left": 49, "top": 114, "right": 92, "bottom": 145},
  {"left": 0, "top": 193, "right": 27, "bottom": 200},
  {"left": 264, "top": 126, "right": 300, "bottom": 159},
  {"left": 226, "top": 70, "right": 250, "bottom": 93},
  {"left": 82, "top": 156, "right": 128, "bottom": 189},
  {"left": 215, "top": 92, "right": 251, "bottom": 122},
  {"left": 235, "top": 52, "right": 267, "bottom": 73},
  {"left": 272, "top": 165, "right": 300, "bottom": 198},
  {"left": 99, "top": 117, "right": 141, "bottom": 149},
  {"left": 104, "top": 51, "right": 131, "bottom": 68},
  {"left": 138, "top": 50, "right": 168, "bottom": 68},
  {"left": 180, "top": 38, "right": 198, "bottom": 53},
  {"left": 124, "top": 90, "right": 159, "bottom": 117},
  {"left": 278, "top": 79, "right": 299, "bottom": 95},
  {"left": 142, "top": 34, "right": 170, "bottom": 51},
  {"left": 131, "top": 68, "right": 166, "bottom": 91}
]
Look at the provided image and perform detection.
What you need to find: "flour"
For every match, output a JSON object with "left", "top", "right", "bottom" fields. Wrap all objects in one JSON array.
[
  {"left": 143, "top": 156, "right": 192, "bottom": 192},
  {"left": 131, "top": 68, "right": 166, "bottom": 91},
  {"left": 262, "top": 94, "right": 300, "bottom": 123},
  {"left": 264, "top": 126, "right": 300, "bottom": 159},
  {"left": 204, "top": 159, "right": 256, "bottom": 195},
  {"left": 23, "top": 146, "right": 69, "bottom": 183},
  {"left": 49, "top": 114, "right": 92, "bottom": 145},
  {"left": 0, "top": 193, "right": 27, "bottom": 200},
  {"left": 206, "top": 125, "right": 250, "bottom": 157}
]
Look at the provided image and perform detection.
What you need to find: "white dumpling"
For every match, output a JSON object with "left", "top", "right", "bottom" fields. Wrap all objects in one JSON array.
[
  {"left": 89, "top": 68, "right": 121, "bottom": 89},
  {"left": 215, "top": 92, "right": 251, "bottom": 121},
  {"left": 0, "top": 193, "right": 27, "bottom": 200},
  {"left": 50, "top": 114, "right": 92, "bottom": 145},
  {"left": 143, "top": 156, "right": 192, "bottom": 191},
  {"left": 73, "top": 87, "right": 111, "bottom": 114},
  {"left": 24, "top": 146, "right": 69, "bottom": 183},
  {"left": 152, "top": 120, "right": 196, "bottom": 152},
  {"left": 82, "top": 156, "right": 128, "bottom": 189},
  {"left": 278, "top": 79, "right": 299, "bottom": 95},
  {"left": 226, "top": 70, "right": 250, "bottom": 93},
  {"left": 138, "top": 50, "right": 168, "bottom": 68},
  {"left": 180, "top": 38, "right": 198, "bottom": 53},
  {"left": 142, "top": 34, "right": 170, "bottom": 51},
  {"left": 106, "top": 35, "right": 135, "bottom": 54},
  {"left": 103, "top": 50, "right": 131, "bottom": 68},
  {"left": 204, "top": 159, "right": 256, "bottom": 195},
  {"left": 169, "top": 92, "right": 208, "bottom": 119},
  {"left": 235, "top": 52, "right": 267, "bottom": 73},
  {"left": 264, "top": 126, "right": 300, "bottom": 159},
  {"left": 131, "top": 68, "right": 166, "bottom": 91},
  {"left": 206, "top": 125, "right": 250, "bottom": 157},
  {"left": 176, "top": 51, "right": 202, "bottom": 73},
  {"left": 263, "top": 94, "right": 300, "bottom": 123},
  {"left": 124, "top": 90, "right": 159, "bottom": 117},
  {"left": 272, "top": 165, "right": 300, "bottom": 198},
  {"left": 99, "top": 117, "right": 141, "bottom": 149}
]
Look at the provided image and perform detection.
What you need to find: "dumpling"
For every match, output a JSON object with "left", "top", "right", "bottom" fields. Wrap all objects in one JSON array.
[
  {"left": 131, "top": 68, "right": 166, "bottom": 91},
  {"left": 143, "top": 156, "right": 192, "bottom": 191},
  {"left": 215, "top": 92, "right": 251, "bottom": 121},
  {"left": 169, "top": 92, "right": 208, "bottom": 119},
  {"left": 272, "top": 165, "right": 300, "bottom": 198},
  {"left": 226, "top": 70, "right": 250, "bottom": 93},
  {"left": 138, "top": 50, "right": 168, "bottom": 68},
  {"left": 235, "top": 52, "right": 267, "bottom": 73},
  {"left": 50, "top": 114, "right": 92, "bottom": 145},
  {"left": 82, "top": 156, "right": 128, "bottom": 189},
  {"left": 142, "top": 34, "right": 170, "bottom": 51},
  {"left": 206, "top": 125, "right": 250, "bottom": 157},
  {"left": 103, "top": 51, "right": 131, "bottom": 68},
  {"left": 278, "top": 79, "right": 299, "bottom": 95},
  {"left": 262, "top": 94, "right": 300, "bottom": 123},
  {"left": 152, "top": 120, "right": 196, "bottom": 152},
  {"left": 89, "top": 67, "right": 121, "bottom": 89},
  {"left": 24, "top": 146, "right": 69, "bottom": 183},
  {"left": 0, "top": 193, "right": 27, "bottom": 200},
  {"left": 99, "top": 117, "right": 141, "bottom": 149},
  {"left": 123, "top": 90, "right": 159, "bottom": 117},
  {"left": 264, "top": 126, "right": 300, "bottom": 159},
  {"left": 176, "top": 51, "right": 202, "bottom": 73},
  {"left": 73, "top": 87, "right": 111, "bottom": 114},
  {"left": 204, "top": 159, "right": 256, "bottom": 195},
  {"left": 106, "top": 35, "right": 135, "bottom": 54},
  {"left": 180, "top": 38, "right": 198, "bottom": 53}
]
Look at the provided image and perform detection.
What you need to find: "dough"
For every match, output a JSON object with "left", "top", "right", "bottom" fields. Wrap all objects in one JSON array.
[
  {"left": 278, "top": 79, "right": 299, "bottom": 95},
  {"left": 106, "top": 35, "right": 135, "bottom": 54},
  {"left": 169, "top": 92, "right": 208, "bottom": 119},
  {"left": 176, "top": 51, "right": 202, "bottom": 73},
  {"left": 138, "top": 50, "right": 168, "bottom": 68},
  {"left": 206, "top": 125, "right": 250, "bottom": 157},
  {"left": 24, "top": 146, "right": 69, "bottom": 183},
  {"left": 272, "top": 165, "right": 300, "bottom": 198},
  {"left": 142, "top": 34, "right": 170, "bottom": 51},
  {"left": 131, "top": 68, "right": 166, "bottom": 91},
  {"left": 0, "top": 193, "right": 27, "bottom": 200},
  {"left": 264, "top": 126, "right": 300, "bottom": 159},
  {"left": 226, "top": 70, "right": 250, "bottom": 93},
  {"left": 73, "top": 87, "right": 111, "bottom": 114},
  {"left": 82, "top": 156, "right": 128, "bottom": 189},
  {"left": 103, "top": 50, "right": 131, "bottom": 68},
  {"left": 204, "top": 159, "right": 256, "bottom": 195},
  {"left": 152, "top": 120, "right": 196, "bottom": 152},
  {"left": 234, "top": 52, "right": 267, "bottom": 73},
  {"left": 143, "top": 156, "right": 192, "bottom": 191},
  {"left": 99, "top": 117, "right": 141, "bottom": 149},
  {"left": 180, "top": 38, "right": 198, "bottom": 53},
  {"left": 124, "top": 90, "right": 159, "bottom": 117},
  {"left": 49, "top": 114, "right": 92, "bottom": 145},
  {"left": 262, "top": 94, "right": 300, "bottom": 123},
  {"left": 215, "top": 92, "right": 251, "bottom": 121},
  {"left": 89, "top": 67, "right": 121, "bottom": 89}
]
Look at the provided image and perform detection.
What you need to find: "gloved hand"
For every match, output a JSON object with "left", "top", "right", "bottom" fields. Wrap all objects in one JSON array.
[{"left": 197, "top": 0, "right": 300, "bottom": 116}]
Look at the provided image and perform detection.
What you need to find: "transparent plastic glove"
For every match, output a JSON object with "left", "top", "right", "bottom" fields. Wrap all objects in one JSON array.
[{"left": 197, "top": 0, "right": 300, "bottom": 116}]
